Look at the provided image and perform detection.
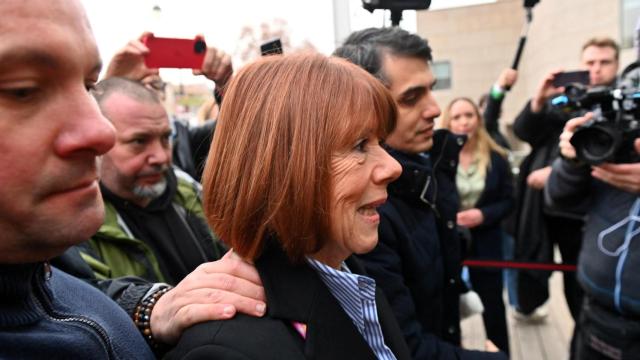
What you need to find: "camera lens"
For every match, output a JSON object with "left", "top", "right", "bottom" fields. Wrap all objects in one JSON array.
[
  {"left": 572, "top": 125, "right": 621, "bottom": 164},
  {"left": 583, "top": 132, "right": 613, "bottom": 158}
]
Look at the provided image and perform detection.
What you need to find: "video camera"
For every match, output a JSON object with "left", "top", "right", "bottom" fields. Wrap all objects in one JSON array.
[{"left": 551, "top": 84, "right": 640, "bottom": 165}]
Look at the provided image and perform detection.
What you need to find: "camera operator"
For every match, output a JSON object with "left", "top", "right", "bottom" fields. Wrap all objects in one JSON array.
[
  {"left": 510, "top": 37, "right": 620, "bottom": 325},
  {"left": 546, "top": 113, "right": 640, "bottom": 359}
]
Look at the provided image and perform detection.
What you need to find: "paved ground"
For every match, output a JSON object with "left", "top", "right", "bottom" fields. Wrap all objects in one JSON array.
[{"left": 461, "top": 271, "right": 574, "bottom": 360}]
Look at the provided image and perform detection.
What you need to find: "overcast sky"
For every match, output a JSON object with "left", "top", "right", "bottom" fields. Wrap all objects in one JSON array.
[{"left": 81, "top": 0, "right": 493, "bottom": 83}]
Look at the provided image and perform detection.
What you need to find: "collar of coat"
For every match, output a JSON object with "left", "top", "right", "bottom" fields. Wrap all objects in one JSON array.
[
  {"left": 386, "top": 129, "right": 466, "bottom": 207},
  {"left": 255, "top": 239, "right": 411, "bottom": 360}
]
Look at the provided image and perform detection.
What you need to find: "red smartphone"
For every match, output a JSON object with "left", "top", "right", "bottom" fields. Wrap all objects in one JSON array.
[
  {"left": 552, "top": 70, "right": 590, "bottom": 87},
  {"left": 142, "top": 35, "right": 206, "bottom": 69}
]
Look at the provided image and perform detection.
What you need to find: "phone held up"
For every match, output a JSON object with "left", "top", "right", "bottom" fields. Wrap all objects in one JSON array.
[
  {"left": 142, "top": 34, "right": 206, "bottom": 69},
  {"left": 260, "top": 38, "right": 283, "bottom": 56},
  {"left": 552, "top": 70, "right": 590, "bottom": 88}
]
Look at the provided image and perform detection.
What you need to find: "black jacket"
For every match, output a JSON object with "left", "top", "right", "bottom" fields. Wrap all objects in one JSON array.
[
  {"left": 510, "top": 100, "right": 586, "bottom": 313},
  {"left": 469, "top": 151, "right": 514, "bottom": 262},
  {"left": 546, "top": 157, "right": 640, "bottom": 316},
  {"left": 358, "top": 130, "right": 505, "bottom": 360},
  {"left": 483, "top": 92, "right": 510, "bottom": 149},
  {"left": 172, "top": 120, "right": 216, "bottom": 182},
  {"left": 511, "top": 101, "right": 580, "bottom": 263},
  {"left": 166, "top": 242, "right": 411, "bottom": 360}
]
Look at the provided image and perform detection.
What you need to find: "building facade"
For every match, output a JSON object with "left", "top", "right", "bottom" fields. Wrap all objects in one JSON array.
[{"left": 417, "top": 0, "right": 637, "bottom": 148}]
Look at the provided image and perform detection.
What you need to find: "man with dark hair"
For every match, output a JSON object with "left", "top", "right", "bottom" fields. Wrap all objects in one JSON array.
[
  {"left": 336, "top": 27, "right": 506, "bottom": 359},
  {"left": 0, "top": 1, "right": 265, "bottom": 357}
]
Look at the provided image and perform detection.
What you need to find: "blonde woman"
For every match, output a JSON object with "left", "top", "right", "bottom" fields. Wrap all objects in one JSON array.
[{"left": 441, "top": 97, "right": 514, "bottom": 355}]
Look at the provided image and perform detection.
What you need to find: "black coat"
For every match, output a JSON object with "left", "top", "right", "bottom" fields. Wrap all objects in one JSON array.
[
  {"left": 511, "top": 101, "right": 584, "bottom": 312},
  {"left": 468, "top": 151, "right": 514, "bottom": 262},
  {"left": 482, "top": 91, "right": 510, "bottom": 150},
  {"left": 546, "top": 157, "right": 640, "bottom": 316},
  {"left": 166, "top": 242, "right": 411, "bottom": 360},
  {"left": 172, "top": 120, "right": 216, "bottom": 182},
  {"left": 358, "top": 130, "right": 504, "bottom": 360}
]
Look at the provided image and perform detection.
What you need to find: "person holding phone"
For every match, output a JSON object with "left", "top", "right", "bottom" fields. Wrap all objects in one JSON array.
[
  {"left": 104, "top": 33, "right": 233, "bottom": 182},
  {"left": 510, "top": 37, "right": 619, "bottom": 329}
]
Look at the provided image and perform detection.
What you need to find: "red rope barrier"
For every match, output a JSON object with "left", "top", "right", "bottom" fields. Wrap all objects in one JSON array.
[{"left": 462, "top": 259, "right": 577, "bottom": 272}]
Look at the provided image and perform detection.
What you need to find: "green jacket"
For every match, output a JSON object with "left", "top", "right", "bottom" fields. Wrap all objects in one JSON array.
[{"left": 81, "top": 169, "right": 224, "bottom": 283}]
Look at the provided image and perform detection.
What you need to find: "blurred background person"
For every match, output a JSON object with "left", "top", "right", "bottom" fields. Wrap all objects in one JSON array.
[
  {"left": 196, "top": 97, "right": 220, "bottom": 124},
  {"left": 478, "top": 68, "right": 518, "bottom": 150},
  {"left": 511, "top": 37, "right": 620, "bottom": 326},
  {"left": 546, "top": 114, "right": 640, "bottom": 359},
  {"left": 169, "top": 52, "right": 410, "bottom": 359},
  {"left": 478, "top": 68, "right": 520, "bottom": 312},
  {"left": 441, "top": 97, "right": 514, "bottom": 355},
  {"left": 104, "top": 33, "right": 232, "bottom": 182}
]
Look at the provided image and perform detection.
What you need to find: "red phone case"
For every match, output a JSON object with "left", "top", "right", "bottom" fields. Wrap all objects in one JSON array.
[{"left": 142, "top": 35, "right": 206, "bottom": 69}]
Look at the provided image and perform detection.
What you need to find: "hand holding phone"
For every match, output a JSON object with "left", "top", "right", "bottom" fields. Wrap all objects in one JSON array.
[
  {"left": 142, "top": 34, "right": 206, "bottom": 69},
  {"left": 552, "top": 70, "right": 590, "bottom": 88},
  {"left": 260, "top": 38, "right": 283, "bottom": 56},
  {"left": 104, "top": 33, "right": 159, "bottom": 81}
]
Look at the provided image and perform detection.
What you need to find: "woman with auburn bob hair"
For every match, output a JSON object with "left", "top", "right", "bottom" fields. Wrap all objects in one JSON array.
[
  {"left": 167, "top": 52, "right": 410, "bottom": 360},
  {"left": 440, "top": 97, "right": 514, "bottom": 355}
]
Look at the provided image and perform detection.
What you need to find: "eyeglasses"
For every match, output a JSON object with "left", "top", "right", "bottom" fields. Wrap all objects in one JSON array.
[{"left": 144, "top": 80, "right": 167, "bottom": 92}]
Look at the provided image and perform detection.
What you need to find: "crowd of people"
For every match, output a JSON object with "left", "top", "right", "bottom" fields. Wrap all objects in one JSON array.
[{"left": 1, "top": 0, "right": 639, "bottom": 359}]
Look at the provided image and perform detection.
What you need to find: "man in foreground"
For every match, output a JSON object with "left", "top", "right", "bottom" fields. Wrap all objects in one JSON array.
[{"left": 0, "top": 0, "right": 264, "bottom": 357}]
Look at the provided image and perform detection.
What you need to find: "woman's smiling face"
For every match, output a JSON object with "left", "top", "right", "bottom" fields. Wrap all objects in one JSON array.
[{"left": 312, "top": 130, "right": 401, "bottom": 269}]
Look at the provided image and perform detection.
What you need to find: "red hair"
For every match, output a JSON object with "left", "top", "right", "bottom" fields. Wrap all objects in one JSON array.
[{"left": 202, "top": 52, "right": 396, "bottom": 262}]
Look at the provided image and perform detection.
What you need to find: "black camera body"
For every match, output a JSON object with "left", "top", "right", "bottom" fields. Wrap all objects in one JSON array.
[{"left": 551, "top": 84, "right": 640, "bottom": 165}]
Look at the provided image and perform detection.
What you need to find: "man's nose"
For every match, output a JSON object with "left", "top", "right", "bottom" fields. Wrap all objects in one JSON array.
[
  {"left": 422, "top": 94, "right": 441, "bottom": 120},
  {"left": 54, "top": 89, "right": 116, "bottom": 157},
  {"left": 147, "top": 140, "right": 171, "bottom": 166}
]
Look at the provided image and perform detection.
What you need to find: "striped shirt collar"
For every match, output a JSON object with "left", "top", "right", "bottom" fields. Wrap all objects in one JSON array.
[{"left": 307, "top": 257, "right": 397, "bottom": 360}]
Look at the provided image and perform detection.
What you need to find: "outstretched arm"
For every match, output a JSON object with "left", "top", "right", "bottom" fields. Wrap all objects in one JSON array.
[{"left": 483, "top": 68, "right": 517, "bottom": 147}]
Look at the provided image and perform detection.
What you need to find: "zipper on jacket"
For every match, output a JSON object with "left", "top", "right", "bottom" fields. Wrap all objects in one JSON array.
[
  {"left": 172, "top": 202, "right": 209, "bottom": 263},
  {"left": 419, "top": 174, "right": 440, "bottom": 218},
  {"left": 426, "top": 134, "right": 450, "bottom": 219},
  {"left": 32, "top": 275, "right": 116, "bottom": 360}
]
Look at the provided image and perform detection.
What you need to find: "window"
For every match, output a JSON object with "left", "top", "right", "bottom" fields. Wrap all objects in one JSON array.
[
  {"left": 621, "top": 0, "right": 640, "bottom": 48},
  {"left": 432, "top": 61, "right": 451, "bottom": 90}
]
